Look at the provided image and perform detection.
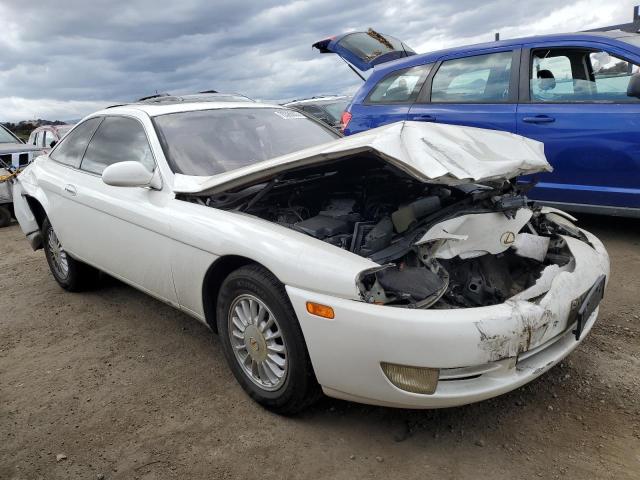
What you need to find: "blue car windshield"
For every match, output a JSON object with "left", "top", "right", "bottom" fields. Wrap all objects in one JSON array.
[{"left": 153, "top": 108, "right": 340, "bottom": 176}]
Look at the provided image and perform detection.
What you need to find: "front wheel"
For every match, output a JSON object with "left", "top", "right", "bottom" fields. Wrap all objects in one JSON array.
[
  {"left": 216, "top": 264, "right": 320, "bottom": 414},
  {"left": 42, "top": 217, "right": 98, "bottom": 291}
]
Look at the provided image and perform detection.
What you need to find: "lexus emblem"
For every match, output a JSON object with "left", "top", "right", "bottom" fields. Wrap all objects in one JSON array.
[{"left": 501, "top": 231, "right": 516, "bottom": 245}]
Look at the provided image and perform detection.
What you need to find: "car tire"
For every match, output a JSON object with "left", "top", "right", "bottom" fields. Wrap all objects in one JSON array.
[
  {"left": 216, "top": 264, "right": 321, "bottom": 415},
  {"left": 0, "top": 206, "right": 11, "bottom": 228},
  {"left": 42, "top": 217, "right": 99, "bottom": 291}
]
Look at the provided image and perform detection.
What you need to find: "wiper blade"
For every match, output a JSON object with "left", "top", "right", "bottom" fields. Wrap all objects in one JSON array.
[{"left": 240, "top": 174, "right": 283, "bottom": 212}]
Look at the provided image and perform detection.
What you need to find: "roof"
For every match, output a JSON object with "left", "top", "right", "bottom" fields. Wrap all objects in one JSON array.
[
  {"left": 93, "top": 101, "right": 287, "bottom": 118},
  {"left": 137, "top": 92, "right": 255, "bottom": 105},
  {"left": 370, "top": 30, "right": 640, "bottom": 78}
]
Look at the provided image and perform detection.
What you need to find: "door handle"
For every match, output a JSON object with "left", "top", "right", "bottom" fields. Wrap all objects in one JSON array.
[
  {"left": 522, "top": 115, "right": 555, "bottom": 124},
  {"left": 64, "top": 184, "right": 77, "bottom": 196},
  {"left": 410, "top": 114, "right": 437, "bottom": 122}
]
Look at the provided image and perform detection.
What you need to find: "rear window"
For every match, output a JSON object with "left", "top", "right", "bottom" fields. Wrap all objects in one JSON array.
[
  {"left": 153, "top": 108, "right": 340, "bottom": 176},
  {"left": 338, "top": 32, "right": 415, "bottom": 62}
]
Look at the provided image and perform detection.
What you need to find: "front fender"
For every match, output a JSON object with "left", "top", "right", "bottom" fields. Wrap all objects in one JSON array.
[{"left": 12, "top": 180, "right": 43, "bottom": 249}]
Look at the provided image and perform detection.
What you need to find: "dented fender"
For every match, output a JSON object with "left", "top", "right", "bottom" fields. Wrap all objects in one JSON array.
[{"left": 476, "top": 233, "right": 609, "bottom": 362}]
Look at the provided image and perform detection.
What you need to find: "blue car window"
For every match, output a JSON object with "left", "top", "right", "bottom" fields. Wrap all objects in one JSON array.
[
  {"left": 431, "top": 51, "right": 512, "bottom": 103},
  {"left": 530, "top": 48, "right": 640, "bottom": 103},
  {"left": 531, "top": 53, "right": 575, "bottom": 101},
  {"left": 591, "top": 51, "right": 640, "bottom": 101},
  {"left": 366, "top": 64, "right": 431, "bottom": 104}
]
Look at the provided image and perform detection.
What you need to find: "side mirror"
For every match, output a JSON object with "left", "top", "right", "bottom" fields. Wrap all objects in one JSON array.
[
  {"left": 102, "top": 161, "right": 161, "bottom": 189},
  {"left": 627, "top": 73, "right": 640, "bottom": 98},
  {"left": 49, "top": 140, "right": 57, "bottom": 148}
]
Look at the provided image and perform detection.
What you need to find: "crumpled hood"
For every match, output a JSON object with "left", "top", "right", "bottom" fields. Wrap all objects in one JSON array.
[{"left": 172, "top": 121, "right": 551, "bottom": 195}]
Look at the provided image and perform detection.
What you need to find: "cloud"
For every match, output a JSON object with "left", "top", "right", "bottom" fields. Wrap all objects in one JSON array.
[{"left": 0, "top": 0, "right": 638, "bottom": 121}]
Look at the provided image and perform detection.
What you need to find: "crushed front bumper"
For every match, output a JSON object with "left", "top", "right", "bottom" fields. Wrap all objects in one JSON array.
[{"left": 287, "top": 231, "right": 609, "bottom": 408}]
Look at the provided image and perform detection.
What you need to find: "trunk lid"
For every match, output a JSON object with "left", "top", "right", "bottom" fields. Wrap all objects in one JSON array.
[
  {"left": 172, "top": 121, "right": 551, "bottom": 196},
  {"left": 312, "top": 30, "right": 416, "bottom": 72}
]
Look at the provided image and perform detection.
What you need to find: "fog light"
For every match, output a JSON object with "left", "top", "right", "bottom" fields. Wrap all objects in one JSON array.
[{"left": 381, "top": 362, "right": 439, "bottom": 394}]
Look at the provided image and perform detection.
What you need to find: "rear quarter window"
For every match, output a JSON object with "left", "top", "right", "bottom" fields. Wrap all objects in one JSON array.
[
  {"left": 50, "top": 118, "right": 102, "bottom": 168},
  {"left": 366, "top": 64, "right": 432, "bottom": 104}
]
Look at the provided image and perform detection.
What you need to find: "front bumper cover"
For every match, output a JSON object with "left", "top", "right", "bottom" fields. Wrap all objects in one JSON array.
[{"left": 287, "top": 230, "right": 609, "bottom": 408}]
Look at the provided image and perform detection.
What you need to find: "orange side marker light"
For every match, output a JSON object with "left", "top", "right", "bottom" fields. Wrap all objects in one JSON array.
[{"left": 306, "top": 302, "right": 335, "bottom": 319}]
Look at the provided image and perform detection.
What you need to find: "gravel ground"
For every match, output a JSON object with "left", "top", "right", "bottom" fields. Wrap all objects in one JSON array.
[{"left": 1, "top": 215, "right": 639, "bottom": 480}]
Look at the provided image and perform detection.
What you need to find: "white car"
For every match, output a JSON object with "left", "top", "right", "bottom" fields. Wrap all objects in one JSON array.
[{"left": 13, "top": 101, "right": 610, "bottom": 414}]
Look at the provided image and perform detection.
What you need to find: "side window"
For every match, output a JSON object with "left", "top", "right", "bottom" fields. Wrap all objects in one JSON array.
[
  {"left": 50, "top": 118, "right": 102, "bottom": 168},
  {"left": 80, "top": 116, "right": 154, "bottom": 175},
  {"left": 530, "top": 48, "right": 640, "bottom": 102},
  {"left": 28, "top": 132, "right": 37, "bottom": 145},
  {"left": 590, "top": 51, "right": 640, "bottom": 101},
  {"left": 366, "top": 64, "right": 431, "bottom": 104},
  {"left": 44, "top": 130, "right": 56, "bottom": 148},
  {"left": 431, "top": 52, "right": 513, "bottom": 103}
]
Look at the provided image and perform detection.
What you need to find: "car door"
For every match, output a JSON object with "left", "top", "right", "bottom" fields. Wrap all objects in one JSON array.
[
  {"left": 408, "top": 49, "right": 520, "bottom": 133},
  {"left": 44, "top": 115, "right": 178, "bottom": 304},
  {"left": 517, "top": 41, "right": 640, "bottom": 212}
]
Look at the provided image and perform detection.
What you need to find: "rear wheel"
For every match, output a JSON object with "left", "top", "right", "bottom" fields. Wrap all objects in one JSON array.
[
  {"left": 42, "top": 217, "right": 98, "bottom": 291},
  {"left": 216, "top": 264, "right": 320, "bottom": 414}
]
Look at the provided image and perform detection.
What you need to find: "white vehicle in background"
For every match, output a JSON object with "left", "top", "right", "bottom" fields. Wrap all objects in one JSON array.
[
  {"left": 12, "top": 100, "right": 609, "bottom": 414},
  {"left": 0, "top": 124, "right": 42, "bottom": 227}
]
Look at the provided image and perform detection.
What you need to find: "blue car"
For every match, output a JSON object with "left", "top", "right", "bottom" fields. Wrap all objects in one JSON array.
[{"left": 313, "top": 29, "right": 640, "bottom": 217}]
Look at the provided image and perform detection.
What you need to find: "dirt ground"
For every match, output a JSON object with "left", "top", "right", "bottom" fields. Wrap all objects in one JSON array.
[{"left": 1, "top": 214, "right": 639, "bottom": 480}]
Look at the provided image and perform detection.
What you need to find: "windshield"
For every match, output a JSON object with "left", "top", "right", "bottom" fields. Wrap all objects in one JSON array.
[
  {"left": 153, "top": 108, "right": 340, "bottom": 176},
  {"left": 0, "top": 125, "right": 19, "bottom": 143},
  {"left": 323, "top": 100, "right": 350, "bottom": 123}
]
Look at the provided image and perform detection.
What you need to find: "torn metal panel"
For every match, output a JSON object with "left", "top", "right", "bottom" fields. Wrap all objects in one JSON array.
[
  {"left": 476, "top": 235, "right": 609, "bottom": 361},
  {"left": 415, "top": 208, "right": 532, "bottom": 259},
  {"left": 475, "top": 300, "right": 552, "bottom": 361},
  {"left": 512, "top": 232, "right": 550, "bottom": 262}
]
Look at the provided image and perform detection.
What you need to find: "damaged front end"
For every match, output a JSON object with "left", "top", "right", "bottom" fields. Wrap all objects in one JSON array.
[{"left": 182, "top": 154, "right": 592, "bottom": 310}]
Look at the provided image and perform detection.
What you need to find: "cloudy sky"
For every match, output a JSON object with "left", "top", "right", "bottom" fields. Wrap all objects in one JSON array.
[{"left": 0, "top": 0, "right": 638, "bottom": 121}]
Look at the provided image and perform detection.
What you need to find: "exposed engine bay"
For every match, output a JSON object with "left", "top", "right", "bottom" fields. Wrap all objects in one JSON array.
[{"left": 183, "top": 156, "right": 590, "bottom": 309}]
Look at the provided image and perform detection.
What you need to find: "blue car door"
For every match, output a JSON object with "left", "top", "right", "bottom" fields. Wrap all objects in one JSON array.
[
  {"left": 346, "top": 64, "right": 433, "bottom": 134},
  {"left": 516, "top": 40, "right": 640, "bottom": 213},
  {"left": 407, "top": 48, "right": 520, "bottom": 133}
]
